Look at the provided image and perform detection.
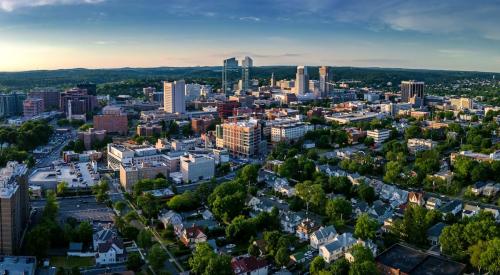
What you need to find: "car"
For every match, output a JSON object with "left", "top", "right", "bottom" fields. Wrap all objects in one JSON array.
[{"left": 225, "top": 244, "right": 236, "bottom": 249}]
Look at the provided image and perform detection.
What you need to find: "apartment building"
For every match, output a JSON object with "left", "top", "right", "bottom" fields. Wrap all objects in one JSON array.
[
  {"left": 23, "top": 98, "right": 44, "bottom": 117},
  {"left": 215, "top": 119, "right": 262, "bottom": 158},
  {"left": 93, "top": 106, "right": 128, "bottom": 135},
  {"left": 0, "top": 162, "right": 29, "bottom": 255},
  {"left": 367, "top": 129, "right": 391, "bottom": 144}
]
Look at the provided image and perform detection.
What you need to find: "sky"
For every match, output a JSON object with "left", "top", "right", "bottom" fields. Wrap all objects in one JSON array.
[{"left": 0, "top": 0, "right": 500, "bottom": 72}]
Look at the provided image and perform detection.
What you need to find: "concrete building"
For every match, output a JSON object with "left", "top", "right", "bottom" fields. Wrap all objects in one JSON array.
[
  {"left": 107, "top": 143, "right": 167, "bottom": 171},
  {"left": 216, "top": 119, "right": 262, "bottom": 158},
  {"left": 271, "top": 123, "right": 314, "bottom": 143},
  {"left": 119, "top": 161, "right": 169, "bottom": 191},
  {"left": 319, "top": 66, "right": 333, "bottom": 97},
  {"left": 93, "top": 106, "right": 128, "bottom": 135},
  {"left": 0, "top": 256, "right": 36, "bottom": 275},
  {"left": 78, "top": 128, "right": 107, "bottom": 150},
  {"left": 401, "top": 81, "right": 424, "bottom": 107},
  {"left": 180, "top": 154, "right": 215, "bottom": 183},
  {"left": 367, "top": 129, "right": 391, "bottom": 144},
  {"left": 295, "top": 66, "right": 309, "bottom": 95},
  {"left": 407, "top": 138, "right": 437, "bottom": 154},
  {"left": 164, "top": 80, "right": 186, "bottom": 113},
  {"left": 0, "top": 92, "right": 26, "bottom": 118},
  {"left": 23, "top": 98, "right": 44, "bottom": 117},
  {"left": 28, "top": 88, "right": 60, "bottom": 111},
  {"left": 240, "top": 56, "right": 253, "bottom": 92},
  {"left": 0, "top": 162, "right": 29, "bottom": 255}
]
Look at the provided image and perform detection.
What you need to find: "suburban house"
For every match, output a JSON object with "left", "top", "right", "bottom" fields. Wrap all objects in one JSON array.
[
  {"left": 482, "top": 183, "right": 500, "bottom": 197},
  {"left": 438, "top": 200, "right": 462, "bottom": 217},
  {"left": 280, "top": 211, "right": 302, "bottom": 233},
  {"left": 310, "top": 225, "right": 337, "bottom": 249},
  {"left": 159, "top": 210, "right": 183, "bottom": 235},
  {"left": 93, "top": 227, "right": 126, "bottom": 265},
  {"left": 296, "top": 218, "right": 319, "bottom": 240},
  {"left": 318, "top": 233, "right": 357, "bottom": 263},
  {"left": 231, "top": 255, "right": 268, "bottom": 275},
  {"left": 470, "top": 181, "right": 488, "bottom": 196},
  {"left": 462, "top": 204, "right": 481, "bottom": 218},
  {"left": 426, "top": 222, "right": 446, "bottom": 246},
  {"left": 408, "top": 192, "right": 425, "bottom": 206},
  {"left": 425, "top": 197, "right": 442, "bottom": 210},
  {"left": 180, "top": 225, "right": 207, "bottom": 247}
]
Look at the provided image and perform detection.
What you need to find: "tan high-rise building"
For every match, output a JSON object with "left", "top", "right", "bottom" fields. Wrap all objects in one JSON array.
[
  {"left": 295, "top": 66, "right": 309, "bottom": 95},
  {"left": 319, "top": 66, "right": 333, "bottom": 97},
  {"left": 164, "top": 80, "right": 186, "bottom": 113},
  {"left": 216, "top": 120, "right": 262, "bottom": 158},
  {"left": 0, "top": 162, "right": 29, "bottom": 255}
]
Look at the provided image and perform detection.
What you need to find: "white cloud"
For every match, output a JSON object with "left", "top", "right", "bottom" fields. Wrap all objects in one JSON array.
[
  {"left": 239, "top": 16, "right": 261, "bottom": 22},
  {"left": 0, "top": 0, "right": 105, "bottom": 12}
]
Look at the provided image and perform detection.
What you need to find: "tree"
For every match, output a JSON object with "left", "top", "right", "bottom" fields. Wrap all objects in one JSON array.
[
  {"left": 167, "top": 191, "right": 199, "bottom": 212},
  {"left": 468, "top": 240, "right": 487, "bottom": 273},
  {"left": 350, "top": 244, "right": 374, "bottom": 263},
  {"left": 92, "top": 180, "right": 109, "bottom": 203},
  {"left": 121, "top": 226, "right": 140, "bottom": 241},
  {"left": 384, "top": 161, "right": 403, "bottom": 184},
  {"left": 57, "top": 181, "right": 68, "bottom": 195},
  {"left": 310, "top": 256, "right": 326, "bottom": 275},
  {"left": 136, "top": 193, "right": 160, "bottom": 218},
  {"left": 349, "top": 261, "right": 378, "bottom": 275},
  {"left": 275, "top": 247, "right": 289, "bottom": 268},
  {"left": 205, "top": 255, "right": 232, "bottom": 275},
  {"left": 225, "top": 215, "right": 257, "bottom": 242},
  {"left": 238, "top": 164, "right": 259, "bottom": 186},
  {"left": 126, "top": 253, "right": 143, "bottom": 271},
  {"left": 25, "top": 225, "right": 50, "bottom": 259},
  {"left": 364, "top": 137, "right": 375, "bottom": 147},
  {"left": 137, "top": 229, "right": 153, "bottom": 248},
  {"left": 329, "top": 258, "right": 350, "bottom": 275},
  {"left": 326, "top": 198, "right": 352, "bottom": 224},
  {"left": 114, "top": 201, "right": 126, "bottom": 212},
  {"left": 189, "top": 243, "right": 232, "bottom": 275},
  {"left": 357, "top": 183, "right": 375, "bottom": 204},
  {"left": 43, "top": 190, "right": 59, "bottom": 220},
  {"left": 77, "top": 221, "right": 93, "bottom": 246},
  {"left": 479, "top": 238, "right": 500, "bottom": 274},
  {"left": 208, "top": 181, "right": 246, "bottom": 223},
  {"left": 355, "top": 214, "right": 378, "bottom": 240},
  {"left": 70, "top": 267, "right": 81, "bottom": 275},
  {"left": 439, "top": 223, "right": 467, "bottom": 260},
  {"left": 295, "top": 181, "right": 325, "bottom": 209},
  {"left": 148, "top": 244, "right": 167, "bottom": 271},
  {"left": 248, "top": 243, "right": 260, "bottom": 257},
  {"left": 328, "top": 176, "right": 352, "bottom": 195}
]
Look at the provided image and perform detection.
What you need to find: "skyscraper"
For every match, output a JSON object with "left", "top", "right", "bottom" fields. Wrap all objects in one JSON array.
[
  {"left": 240, "top": 56, "right": 253, "bottom": 92},
  {"left": 164, "top": 80, "right": 186, "bottom": 113},
  {"left": 270, "top": 73, "right": 276, "bottom": 87},
  {"left": 222, "top": 57, "right": 239, "bottom": 94},
  {"left": 295, "top": 66, "right": 309, "bottom": 95},
  {"left": 319, "top": 66, "right": 333, "bottom": 97},
  {"left": 401, "top": 80, "right": 425, "bottom": 107}
]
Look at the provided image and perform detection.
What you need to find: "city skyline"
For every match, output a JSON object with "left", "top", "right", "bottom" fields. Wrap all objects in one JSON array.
[{"left": 1, "top": 0, "right": 500, "bottom": 72}]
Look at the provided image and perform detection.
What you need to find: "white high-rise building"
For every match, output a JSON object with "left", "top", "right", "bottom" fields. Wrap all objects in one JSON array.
[
  {"left": 295, "top": 66, "right": 309, "bottom": 95},
  {"left": 164, "top": 80, "right": 186, "bottom": 113}
]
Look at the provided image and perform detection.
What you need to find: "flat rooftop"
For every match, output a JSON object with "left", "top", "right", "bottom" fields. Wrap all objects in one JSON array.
[{"left": 0, "top": 256, "right": 36, "bottom": 275}]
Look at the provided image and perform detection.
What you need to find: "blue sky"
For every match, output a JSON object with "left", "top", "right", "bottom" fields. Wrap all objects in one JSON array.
[{"left": 0, "top": 0, "right": 499, "bottom": 72}]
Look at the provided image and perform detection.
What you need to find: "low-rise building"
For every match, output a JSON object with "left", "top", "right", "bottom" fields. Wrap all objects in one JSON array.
[
  {"left": 407, "top": 138, "right": 437, "bottom": 153},
  {"left": 318, "top": 233, "right": 357, "bottom": 263},
  {"left": 180, "top": 225, "right": 207, "bottom": 247},
  {"left": 310, "top": 225, "right": 337, "bottom": 249},
  {"left": 119, "top": 161, "right": 169, "bottom": 191},
  {"left": 180, "top": 154, "right": 215, "bottom": 183},
  {"left": 93, "top": 226, "right": 126, "bottom": 265},
  {"left": 231, "top": 255, "right": 268, "bottom": 275},
  {"left": 23, "top": 98, "right": 44, "bottom": 117},
  {"left": 136, "top": 124, "right": 162, "bottom": 137},
  {"left": 78, "top": 128, "right": 106, "bottom": 150},
  {"left": 367, "top": 129, "right": 391, "bottom": 144},
  {"left": 270, "top": 122, "right": 314, "bottom": 143},
  {"left": 0, "top": 256, "right": 36, "bottom": 275}
]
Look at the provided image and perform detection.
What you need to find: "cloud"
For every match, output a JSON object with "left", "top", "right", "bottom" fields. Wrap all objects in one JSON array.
[
  {"left": 0, "top": 0, "right": 105, "bottom": 12},
  {"left": 239, "top": 16, "right": 261, "bottom": 22}
]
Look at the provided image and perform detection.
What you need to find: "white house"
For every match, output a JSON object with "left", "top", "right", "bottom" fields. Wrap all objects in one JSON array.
[
  {"left": 319, "top": 233, "right": 357, "bottom": 263},
  {"left": 93, "top": 228, "right": 126, "bottom": 265},
  {"left": 310, "top": 225, "right": 337, "bottom": 249},
  {"left": 159, "top": 210, "right": 183, "bottom": 235}
]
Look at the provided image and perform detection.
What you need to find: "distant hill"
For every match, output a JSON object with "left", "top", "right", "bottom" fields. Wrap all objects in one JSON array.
[{"left": 0, "top": 66, "right": 496, "bottom": 91}]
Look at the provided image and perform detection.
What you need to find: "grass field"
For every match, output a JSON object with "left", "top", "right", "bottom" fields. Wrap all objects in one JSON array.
[{"left": 50, "top": 256, "right": 95, "bottom": 268}]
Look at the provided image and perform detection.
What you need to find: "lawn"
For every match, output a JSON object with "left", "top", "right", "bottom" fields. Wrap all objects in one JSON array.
[{"left": 50, "top": 256, "right": 95, "bottom": 268}]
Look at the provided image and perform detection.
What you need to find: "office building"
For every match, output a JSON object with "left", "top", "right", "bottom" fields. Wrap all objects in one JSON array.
[
  {"left": 28, "top": 88, "right": 60, "bottom": 111},
  {"left": 401, "top": 81, "right": 424, "bottom": 107},
  {"left": 367, "top": 129, "right": 391, "bottom": 144},
  {"left": 119, "top": 161, "right": 169, "bottom": 191},
  {"left": 78, "top": 128, "right": 107, "bottom": 150},
  {"left": 76, "top": 83, "right": 97, "bottom": 95},
  {"left": 450, "top": 97, "right": 473, "bottom": 110},
  {"left": 93, "top": 106, "right": 128, "bottom": 135},
  {"left": 0, "top": 93, "right": 26, "bottom": 118},
  {"left": 180, "top": 154, "right": 215, "bottom": 183},
  {"left": 222, "top": 57, "right": 239, "bottom": 93},
  {"left": 23, "top": 98, "right": 44, "bottom": 117},
  {"left": 136, "top": 124, "right": 162, "bottom": 137},
  {"left": 271, "top": 123, "right": 315, "bottom": 143},
  {"left": 164, "top": 80, "right": 186, "bottom": 113},
  {"left": 216, "top": 119, "right": 262, "bottom": 158},
  {"left": 240, "top": 56, "right": 253, "bottom": 92},
  {"left": 295, "top": 66, "right": 309, "bottom": 95},
  {"left": 60, "top": 88, "right": 97, "bottom": 116},
  {"left": 143, "top": 87, "right": 156, "bottom": 101},
  {"left": 107, "top": 143, "right": 167, "bottom": 171},
  {"left": 0, "top": 162, "right": 29, "bottom": 255},
  {"left": 319, "top": 66, "right": 333, "bottom": 97}
]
